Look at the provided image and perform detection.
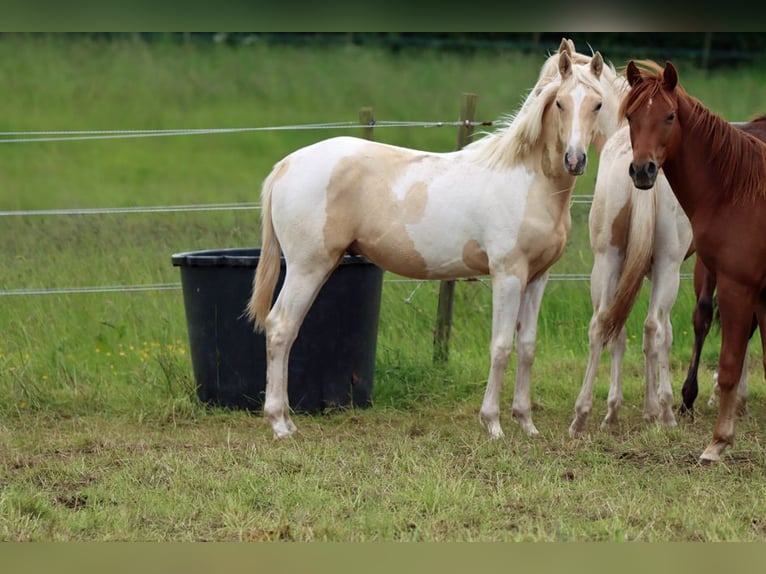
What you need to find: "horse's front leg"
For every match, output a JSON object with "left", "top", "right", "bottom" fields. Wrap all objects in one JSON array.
[
  {"left": 700, "top": 278, "right": 755, "bottom": 463},
  {"left": 511, "top": 272, "right": 550, "bottom": 437},
  {"left": 479, "top": 272, "right": 524, "bottom": 439},
  {"left": 571, "top": 250, "right": 619, "bottom": 436}
]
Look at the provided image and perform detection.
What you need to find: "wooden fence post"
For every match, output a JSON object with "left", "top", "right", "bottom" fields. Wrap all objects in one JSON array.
[{"left": 433, "top": 93, "right": 477, "bottom": 364}]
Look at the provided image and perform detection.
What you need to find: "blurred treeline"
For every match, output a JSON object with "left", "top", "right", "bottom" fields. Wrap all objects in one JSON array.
[{"left": 6, "top": 32, "right": 766, "bottom": 68}]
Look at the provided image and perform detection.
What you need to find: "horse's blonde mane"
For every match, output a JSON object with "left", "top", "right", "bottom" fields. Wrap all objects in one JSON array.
[{"left": 465, "top": 60, "right": 602, "bottom": 170}]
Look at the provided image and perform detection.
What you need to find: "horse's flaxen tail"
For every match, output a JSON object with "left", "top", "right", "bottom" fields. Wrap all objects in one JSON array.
[
  {"left": 246, "top": 162, "right": 284, "bottom": 333},
  {"left": 603, "top": 185, "right": 657, "bottom": 341}
]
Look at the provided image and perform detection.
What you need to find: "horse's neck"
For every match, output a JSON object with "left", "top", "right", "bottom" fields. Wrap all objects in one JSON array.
[
  {"left": 531, "top": 144, "right": 578, "bottom": 215},
  {"left": 596, "top": 74, "right": 629, "bottom": 156},
  {"left": 662, "top": 98, "right": 721, "bottom": 220}
]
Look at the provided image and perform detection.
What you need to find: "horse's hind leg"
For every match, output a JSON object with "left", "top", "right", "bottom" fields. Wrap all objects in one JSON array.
[
  {"left": 642, "top": 258, "right": 681, "bottom": 428},
  {"left": 263, "top": 258, "right": 341, "bottom": 438},
  {"left": 680, "top": 258, "right": 715, "bottom": 416},
  {"left": 601, "top": 325, "right": 627, "bottom": 429}
]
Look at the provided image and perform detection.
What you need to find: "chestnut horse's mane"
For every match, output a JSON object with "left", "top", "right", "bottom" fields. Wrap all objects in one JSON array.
[{"left": 621, "top": 60, "right": 766, "bottom": 204}]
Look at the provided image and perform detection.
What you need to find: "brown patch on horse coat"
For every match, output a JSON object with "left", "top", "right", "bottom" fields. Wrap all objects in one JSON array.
[
  {"left": 462, "top": 239, "right": 489, "bottom": 274},
  {"left": 324, "top": 146, "right": 430, "bottom": 277},
  {"left": 497, "top": 178, "right": 573, "bottom": 283},
  {"left": 609, "top": 200, "right": 631, "bottom": 251}
]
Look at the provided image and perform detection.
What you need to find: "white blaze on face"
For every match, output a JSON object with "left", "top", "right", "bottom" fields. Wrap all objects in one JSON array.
[{"left": 567, "top": 83, "right": 588, "bottom": 152}]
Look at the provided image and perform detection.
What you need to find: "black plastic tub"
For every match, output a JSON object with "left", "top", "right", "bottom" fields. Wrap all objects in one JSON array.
[{"left": 171, "top": 248, "right": 384, "bottom": 414}]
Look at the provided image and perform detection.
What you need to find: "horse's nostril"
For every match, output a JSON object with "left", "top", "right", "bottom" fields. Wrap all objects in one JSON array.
[
  {"left": 629, "top": 163, "right": 636, "bottom": 178},
  {"left": 647, "top": 162, "right": 658, "bottom": 177}
]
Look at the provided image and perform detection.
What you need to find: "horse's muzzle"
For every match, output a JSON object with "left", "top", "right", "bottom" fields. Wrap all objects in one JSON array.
[
  {"left": 628, "top": 161, "right": 658, "bottom": 190},
  {"left": 564, "top": 151, "right": 587, "bottom": 176}
]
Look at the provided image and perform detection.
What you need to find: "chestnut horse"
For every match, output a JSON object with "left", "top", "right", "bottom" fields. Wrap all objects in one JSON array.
[
  {"left": 623, "top": 59, "right": 766, "bottom": 463},
  {"left": 246, "top": 46, "right": 605, "bottom": 440},
  {"left": 680, "top": 116, "right": 766, "bottom": 417}
]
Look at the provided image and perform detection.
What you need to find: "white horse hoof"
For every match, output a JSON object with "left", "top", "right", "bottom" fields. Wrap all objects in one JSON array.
[
  {"left": 523, "top": 424, "right": 540, "bottom": 437},
  {"left": 515, "top": 418, "right": 539, "bottom": 437},
  {"left": 699, "top": 440, "right": 728, "bottom": 464},
  {"left": 662, "top": 416, "right": 678, "bottom": 428},
  {"left": 569, "top": 426, "right": 584, "bottom": 439},
  {"left": 486, "top": 424, "right": 505, "bottom": 440},
  {"left": 569, "top": 413, "right": 589, "bottom": 438},
  {"left": 599, "top": 420, "right": 615, "bottom": 431},
  {"left": 271, "top": 420, "right": 296, "bottom": 439},
  {"left": 699, "top": 450, "right": 720, "bottom": 464}
]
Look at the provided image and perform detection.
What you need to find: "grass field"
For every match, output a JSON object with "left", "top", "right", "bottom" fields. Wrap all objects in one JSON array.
[{"left": 1, "top": 35, "right": 766, "bottom": 541}]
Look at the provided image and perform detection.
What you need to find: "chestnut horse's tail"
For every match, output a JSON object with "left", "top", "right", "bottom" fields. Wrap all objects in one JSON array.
[
  {"left": 603, "top": 186, "right": 657, "bottom": 341},
  {"left": 246, "top": 162, "right": 284, "bottom": 333}
]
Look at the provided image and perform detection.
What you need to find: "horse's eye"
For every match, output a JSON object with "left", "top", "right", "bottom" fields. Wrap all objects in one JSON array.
[
  {"left": 594, "top": 102, "right": 602, "bottom": 112},
  {"left": 556, "top": 100, "right": 563, "bottom": 110},
  {"left": 626, "top": 113, "right": 632, "bottom": 122},
  {"left": 666, "top": 112, "right": 675, "bottom": 122}
]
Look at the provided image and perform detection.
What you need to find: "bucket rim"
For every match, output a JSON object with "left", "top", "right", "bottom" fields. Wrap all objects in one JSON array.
[{"left": 171, "top": 247, "right": 377, "bottom": 268}]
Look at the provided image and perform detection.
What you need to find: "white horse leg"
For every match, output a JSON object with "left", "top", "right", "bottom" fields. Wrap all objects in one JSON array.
[
  {"left": 655, "top": 313, "right": 678, "bottom": 427},
  {"left": 511, "top": 272, "right": 549, "bottom": 437},
  {"left": 601, "top": 325, "right": 626, "bottom": 429},
  {"left": 263, "top": 263, "right": 337, "bottom": 438},
  {"left": 643, "top": 262, "right": 680, "bottom": 428},
  {"left": 571, "top": 250, "right": 619, "bottom": 437},
  {"left": 479, "top": 273, "right": 523, "bottom": 439},
  {"left": 570, "top": 313, "right": 605, "bottom": 436}
]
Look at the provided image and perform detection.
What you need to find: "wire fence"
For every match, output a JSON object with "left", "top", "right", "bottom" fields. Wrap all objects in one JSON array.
[{"left": 0, "top": 121, "right": 691, "bottom": 297}]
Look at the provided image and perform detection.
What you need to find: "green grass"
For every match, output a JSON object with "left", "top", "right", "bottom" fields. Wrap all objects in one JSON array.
[{"left": 1, "top": 35, "right": 766, "bottom": 541}]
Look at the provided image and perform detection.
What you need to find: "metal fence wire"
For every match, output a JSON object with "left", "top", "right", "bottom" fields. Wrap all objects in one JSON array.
[{"left": 0, "top": 121, "right": 693, "bottom": 297}]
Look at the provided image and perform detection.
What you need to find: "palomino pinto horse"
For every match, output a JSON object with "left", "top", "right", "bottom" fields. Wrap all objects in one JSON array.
[
  {"left": 247, "top": 47, "right": 605, "bottom": 440},
  {"left": 623, "top": 59, "right": 766, "bottom": 463},
  {"left": 544, "top": 44, "right": 703, "bottom": 438},
  {"left": 568, "top": 121, "right": 693, "bottom": 437}
]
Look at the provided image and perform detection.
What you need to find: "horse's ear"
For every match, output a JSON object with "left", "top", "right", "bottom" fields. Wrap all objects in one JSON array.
[
  {"left": 591, "top": 51, "right": 603, "bottom": 79},
  {"left": 626, "top": 60, "right": 642, "bottom": 88},
  {"left": 558, "top": 37, "right": 573, "bottom": 56},
  {"left": 662, "top": 61, "right": 678, "bottom": 91},
  {"left": 558, "top": 50, "right": 572, "bottom": 79}
]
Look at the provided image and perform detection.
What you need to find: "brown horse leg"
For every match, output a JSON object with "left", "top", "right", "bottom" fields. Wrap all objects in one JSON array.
[
  {"left": 735, "top": 310, "right": 760, "bottom": 416},
  {"left": 679, "top": 258, "right": 715, "bottom": 416},
  {"left": 757, "top": 296, "right": 766, "bottom": 393},
  {"left": 700, "top": 279, "right": 755, "bottom": 463}
]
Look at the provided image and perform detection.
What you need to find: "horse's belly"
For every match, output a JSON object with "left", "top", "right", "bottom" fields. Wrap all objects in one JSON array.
[{"left": 353, "top": 238, "right": 486, "bottom": 280}]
